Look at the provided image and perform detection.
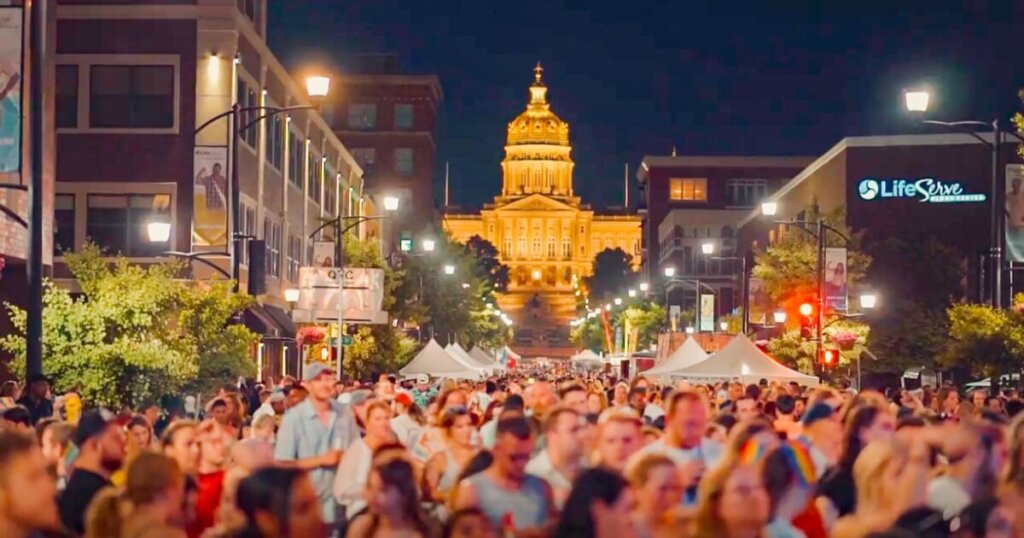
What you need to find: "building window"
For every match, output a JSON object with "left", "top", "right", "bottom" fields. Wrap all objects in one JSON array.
[
  {"left": 503, "top": 236, "right": 513, "bottom": 256},
  {"left": 54, "top": 194, "right": 75, "bottom": 255},
  {"left": 240, "top": 204, "right": 256, "bottom": 265},
  {"left": 90, "top": 65, "right": 174, "bottom": 128},
  {"left": 394, "top": 148, "right": 413, "bottom": 175},
  {"left": 347, "top": 104, "right": 376, "bottom": 129},
  {"left": 288, "top": 131, "right": 303, "bottom": 186},
  {"left": 726, "top": 178, "right": 768, "bottom": 207},
  {"left": 351, "top": 148, "right": 376, "bottom": 175},
  {"left": 669, "top": 178, "right": 707, "bottom": 202},
  {"left": 394, "top": 104, "right": 414, "bottom": 129},
  {"left": 56, "top": 65, "right": 78, "bottom": 128},
  {"left": 235, "top": 77, "right": 258, "bottom": 146},
  {"left": 287, "top": 235, "right": 302, "bottom": 282},
  {"left": 86, "top": 194, "right": 171, "bottom": 257},
  {"left": 532, "top": 236, "right": 541, "bottom": 257},
  {"left": 324, "top": 167, "right": 337, "bottom": 214},
  {"left": 308, "top": 151, "right": 322, "bottom": 204},
  {"left": 547, "top": 237, "right": 556, "bottom": 258},
  {"left": 263, "top": 219, "right": 281, "bottom": 278},
  {"left": 518, "top": 237, "right": 527, "bottom": 257},
  {"left": 265, "top": 110, "right": 283, "bottom": 169},
  {"left": 241, "top": 0, "right": 257, "bottom": 21},
  {"left": 562, "top": 237, "right": 571, "bottom": 259}
]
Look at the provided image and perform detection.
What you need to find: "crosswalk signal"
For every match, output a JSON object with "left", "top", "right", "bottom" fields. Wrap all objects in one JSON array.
[{"left": 821, "top": 348, "right": 838, "bottom": 367}]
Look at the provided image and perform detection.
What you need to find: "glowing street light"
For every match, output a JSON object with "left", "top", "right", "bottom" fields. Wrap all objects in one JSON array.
[
  {"left": 639, "top": 282, "right": 649, "bottom": 292},
  {"left": 664, "top": 267, "right": 676, "bottom": 278},
  {"left": 422, "top": 239, "right": 436, "bottom": 252},
  {"left": 903, "top": 89, "right": 930, "bottom": 113},
  {"left": 284, "top": 288, "right": 300, "bottom": 303},
  {"left": 860, "top": 293, "right": 878, "bottom": 310},
  {"left": 773, "top": 310, "right": 787, "bottom": 324},
  {"left": 761, "top": 201, "right": 778, "bottom": 216},
  {"left": 305, "top": 75, "right": 332, "bottom": 98},
  {"left": 701, "top": 242, "right": 714, "bottom": 255},
  {"left": 382, "top": 195, "right": 400, "bottom": 212},
  {"left": 604, "top": 304, "right": 611, "bottom": 311},
  {"left": 443, "top": 264, "right": 455, "bottom": 275},
  {"left": 685, "top": 326, "right": 695, "bottom": 335},
  {"left": 628, "top": 288, "right": 637, "bottom": 298},
  {"left": 614, "top": 297, "right": 622, "bottom": 306},
  {"left": 146, "top": 218, "right": 171, "bottom": 243}
]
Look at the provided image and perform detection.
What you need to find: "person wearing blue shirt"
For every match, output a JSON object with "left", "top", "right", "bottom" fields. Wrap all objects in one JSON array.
[{"left": 274, "top": 363, "right": 360, "bottom": 531}]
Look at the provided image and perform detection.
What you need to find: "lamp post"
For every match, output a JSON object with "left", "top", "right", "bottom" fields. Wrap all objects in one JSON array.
[
  {"left": 663, "top": 266, "right": 717, "bottom": 332},
  {"left": 903, "top": 88, "right": 1024, "bottom": 308},
  {"left": 701, "top": 241, "right": 749, "bottom": 335}
]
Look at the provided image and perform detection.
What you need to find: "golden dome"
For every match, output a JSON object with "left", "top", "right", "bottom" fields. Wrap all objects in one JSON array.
[{"left": 506, "top": 63, "right": 570, "bottom": 146}]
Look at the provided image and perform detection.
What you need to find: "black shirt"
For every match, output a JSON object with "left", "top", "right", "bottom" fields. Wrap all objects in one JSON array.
[
  {"left": 58, "top": 469, "right": 110, "bottom": 535},
  {"left": 819, "top": 465, "right": 856, "bottom": 516},
  {"left": 17, "top": 395, "right": 53, "bottom": 425}
]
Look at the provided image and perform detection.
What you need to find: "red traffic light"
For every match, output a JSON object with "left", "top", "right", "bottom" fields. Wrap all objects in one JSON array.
[
  {"left": 821, "top": 349, "right": 837, "bottom": 366},
  {"left": 799, "top": 303, "right": 814, "bottom": 317}
]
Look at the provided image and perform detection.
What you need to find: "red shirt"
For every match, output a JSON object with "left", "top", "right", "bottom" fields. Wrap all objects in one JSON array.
[
  {"left": 189, "top": 470, "right": 225, "bottom": 538},
  {"left": 792, "top": 501, "right": 827, "bottom": 538}
]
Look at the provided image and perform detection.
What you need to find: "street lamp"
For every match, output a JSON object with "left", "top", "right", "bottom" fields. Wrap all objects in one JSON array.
[
  {"left": 422, "top": 238, "right": 436, "bottom": 252},
  {"left": 382, "top": 195, "right": 401, "bottom": 212},
  {"left": 628, "top": 288, "right": 637, "bottom": 298},
  {"left": 664, "top": 267, "right": 676, "bottom": 278},
  {"left": 903, "top": 89, "right": 930, "bottom": 113},
  {"left": 461, "top": 282, "right": 470, "bottom": 289},
  {"left": 639, "top": 282, "right": 649, "bottom": 292},
  {"left": 799, "top": 302, "right": 813, "bottom": 317},
  {"left": 284, "top": 288, "right": 300, "bottom": 303},
  {"left": 761, "top": 201, "right": 778, "bottom": 217},
  {"left": 685, "top": 326, "right": 695, "bottom": 335},
  {"left": 773, "top": 310, "right": 787, "bottom": 324},
  {"left": 604, "top": 303, "right": 612, "bottom": 311},
  {"left": 146, "top": 218, "right": 171, "bottom": 243},
  {"left": 701, "top": 242, "right": 715, "bottom": 255},
  {"left": 305, "top": 75, "right": 332, "bottom": 98},
  {"left": 443, "top": 264, "right": 456, "bottom": 275},
  {"left": 614, "top": 297, "right": 622, "bottom": 306},
  {"left": 860, "top": 293, "right": 878, "bottom": 310}
]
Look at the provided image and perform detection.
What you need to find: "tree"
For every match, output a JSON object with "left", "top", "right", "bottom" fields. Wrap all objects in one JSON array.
[
  {"left": 941, "top": 295, "right": 1024, "bottom": 385},
  {"left": 0, "top": 245, "right": 258, "bottom": 408},
  {"left": 751, "top": 205, "right": 870, "bottom": 309},
  {"left": 585, "top": 248, "right": 636, "bottom": 303},
  {"left": 465, "top": 236, "right": 510, "bottom": 293},
  {"left": 621, "top": 303, "right": 668, "bottom": 351}
]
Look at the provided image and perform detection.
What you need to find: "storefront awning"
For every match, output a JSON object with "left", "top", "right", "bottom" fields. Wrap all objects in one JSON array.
[{"left": 241, "top": 304, "right": 296, "bottom": 340}]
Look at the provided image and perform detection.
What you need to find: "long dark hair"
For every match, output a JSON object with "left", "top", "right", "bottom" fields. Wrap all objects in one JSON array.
[
  {"left": 554, "top": 468, "right": 628, "bottom": 537},
  {"left": 368, "top": 459, "right": 432, "bottom": 536},
  {"left": 235, "top": 468, "right": 305, "bottom": 538},
  {"left": 838, "top": 405, "right": 882, "bottom": 471}
]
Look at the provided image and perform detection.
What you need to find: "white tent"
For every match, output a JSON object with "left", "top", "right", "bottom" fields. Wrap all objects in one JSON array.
[
  {"left": 667, "top": 334, "right": 819, "bottom": 385},
  {"left": 400, "top": 340, "right": 482, "bottom": 379},
  {"left": 469, "top": 346, "right": 507, "bottom": 370},
  {"left": 570, "top": 349, "right": 604, "bottom": 364},
  {"left": 644, "top": 336, "right": 709, "bottom": 376},
  {"left": 445, "top": 343, "right": 489, "bottom": 372}
]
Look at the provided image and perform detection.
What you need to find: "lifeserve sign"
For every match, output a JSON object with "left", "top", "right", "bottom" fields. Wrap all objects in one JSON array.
[{"left": 857, "top": 177, "right": 986, "bottom": 203}]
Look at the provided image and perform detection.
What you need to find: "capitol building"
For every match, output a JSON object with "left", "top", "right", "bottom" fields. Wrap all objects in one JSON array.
[{"left": 444, "top": 64, "right": 641, "bottom": 349}]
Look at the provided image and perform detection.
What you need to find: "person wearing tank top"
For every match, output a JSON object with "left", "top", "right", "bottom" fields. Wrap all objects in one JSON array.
[{"left": 453, "top": 416, "right": 555, "bottom": 537}]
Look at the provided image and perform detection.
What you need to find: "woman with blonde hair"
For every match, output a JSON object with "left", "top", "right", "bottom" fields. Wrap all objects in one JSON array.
[
  {"left": 85, "top": 451, "right": 186, "bottom": 538},
  {"left": 691, "top": 457, "right": 770, "bottom": 538},
  {"left": 626, "top": 452, "right": 685, "bottom": 538}
]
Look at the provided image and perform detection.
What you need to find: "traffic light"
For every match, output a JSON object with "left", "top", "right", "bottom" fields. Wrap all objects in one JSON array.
[
  {"left": 821, "top": 348, "right": 838, "bottom": 367},
  {"left": 247, "top": 240, "right": 267, "bottom": 296},
  {"left": 799, "top": 302, "right": 814, "bottom": 339}
]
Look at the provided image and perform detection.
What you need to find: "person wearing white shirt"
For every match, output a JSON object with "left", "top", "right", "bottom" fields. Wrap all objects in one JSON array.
[
  {"left": 333, "top": 401, "right": 397, "bottom": 519},
  {"left": 390, "top": 392, "right": 424, "bottom": 447},
  {"left": 638, "top": 390, "right": 723, "bottom": 505},
  {"left": 251, "top": 390, "right": 285, "bottom": 425},
  {"left": 526, "top": 407, "right": 583, "bottom": 508},
  {"left": 926, "top": 423, "right": 999, "bottom": 520}
]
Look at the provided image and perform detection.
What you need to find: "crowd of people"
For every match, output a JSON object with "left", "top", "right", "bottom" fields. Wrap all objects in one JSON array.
[{"left": 0, "top": 363, "right": 1021, "bottom": 537}]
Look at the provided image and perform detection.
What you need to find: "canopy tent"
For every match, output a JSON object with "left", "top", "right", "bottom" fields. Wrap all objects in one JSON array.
[
  {"left": 496, "top": 346, "right": 521, "bottom": 368},
  {"left": 644, "top": 337, "right": 709, "bottom": 376},
  {"left": 570, "top": 349, "right": 604, "bottom": 364},
  {"left": 469, "top": 346, "right": 507, "bottom": 370},
  {"left": 399, "top": 340, "right": 482, "bottom": 379},
  {"left": 667, "top": 334, "right": 819, "bottom": 385},
  {"left": 445, "top": 343, "right": 490, "bottom": 372}
]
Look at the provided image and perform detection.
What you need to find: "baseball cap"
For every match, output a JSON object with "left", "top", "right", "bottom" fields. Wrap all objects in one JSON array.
[
  {"left": 74, "top": 409, "right": 116, "bottom": 447},
  {"left": 801, "top": 403, "right": 835, "bottom": 427},
  {"left": 416, "top": 374, "right": 429, "bottom": 385},
  {"left": 302, "top": 363, "right": 335, "bottom": 382},
  {"left": 395, "top": 392, "right": 413, "bottom": 407},
  {"left": 268, "top": 390, "right": 286, "bottom": 403},
  {"left": 348, "top": 389, "right": 374, "bottom": 406}
]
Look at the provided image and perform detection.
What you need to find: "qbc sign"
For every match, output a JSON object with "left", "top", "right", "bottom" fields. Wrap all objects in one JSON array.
[{"left": 857, "top": 177, "right": 986, "bottom": 204}]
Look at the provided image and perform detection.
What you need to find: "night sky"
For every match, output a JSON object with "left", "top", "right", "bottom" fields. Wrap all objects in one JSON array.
[{"left": 268, "top": 0, "right": 1023, "bottom": 211}]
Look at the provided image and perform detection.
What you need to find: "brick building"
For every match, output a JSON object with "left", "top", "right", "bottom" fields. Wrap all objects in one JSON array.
[{"left": 49, "top": 0, "right": 373, "bottom": 379}]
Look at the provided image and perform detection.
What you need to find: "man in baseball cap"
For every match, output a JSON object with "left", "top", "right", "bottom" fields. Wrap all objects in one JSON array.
[
  {"left": 58, "top": 409, "right": 125, "bottom": 534},
  {"left": 275, "top": 362, "right": 359, "bottom": 530}
]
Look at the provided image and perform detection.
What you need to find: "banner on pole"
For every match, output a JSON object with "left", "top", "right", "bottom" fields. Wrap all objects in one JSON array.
[
  {"left": 824, "top": 247, "right": 848, "bottom": 311},
  {"left": 192, "top": 146, "right": 229, "bottom": 246},
  {"left": 0, "top": 7, "right": 22, "bottom": 173},
  {"left": 292, "top": 267, "right": 387, "bottom": 324},
  {"left": 1006, "top": 164, "right": 1024, "bottom": 262},
  {"left": 313, "top": 241, "right": 335, "bottom": 268},
  {"left": 669, "top": 305, "right": 680, "bottom": 333},
  {"left": 699, "top": 293, "right": 715, "bottom": 332},
  {"left": 748, "top": 278, "right": 770, "bottom": 325}
]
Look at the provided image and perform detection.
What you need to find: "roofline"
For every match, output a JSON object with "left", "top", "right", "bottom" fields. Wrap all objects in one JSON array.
[
  {"left": 735, "top": 132, "right": 1009, "bottom": 228},
  {"left": 331, "top": 74, "right": 444, "bottom": 102},
  {"left": 636, "top": 155, "right": 815, "bottom": 182}
]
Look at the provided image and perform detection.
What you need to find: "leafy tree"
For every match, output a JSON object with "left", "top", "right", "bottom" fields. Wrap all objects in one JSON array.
[
  {"left": 0, "top": 245, "right": 257, "bottom": 408},
  {"left": 942, "top": 295, "right": 1024, "bottom": 385},
  {"left": 585, "top": 248, "right": 636, "bottom": 303},
  {"left": 465, "top": 236, "right": 510, "bottom": 293},
  {"left": 766, "top": 320, "right": 869, "bottom": 375},
  {"left": 751, "top": 205, "right": 870, "bottom": 309},
  {"left": 620, "top": 303, "right": 668, "bottom": 351},
  {"left": 570, "top": 316, "right": 606, "bottom": 352}
]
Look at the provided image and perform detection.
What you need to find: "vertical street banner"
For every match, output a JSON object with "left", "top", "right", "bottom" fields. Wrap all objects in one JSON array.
[
  {"left": 313, "top": 241, "right": 335, "bottom": 268},
  {"left": 1006, "top": 164, "right": 1024, "bottom": 262},
  {"left": 669, "top": 305, "right": 680, "bottom": 332},
  {"left": 748, "top": 277, "right": 769, "bottom": 325},
  {"left": 824, "top": 247, "right": 848, "bottom": 311},
  {"left": 192, "top": 146, "right": 229, "bottom": 246},
  {"left": 699, "top": 293, "right": 715, "bottom": 332},
  {"left": 0, "top": 8, "right": 22, "bottom": 173}
]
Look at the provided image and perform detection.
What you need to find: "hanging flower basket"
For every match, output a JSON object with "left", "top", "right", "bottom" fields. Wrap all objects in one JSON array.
[
  {"left": 830, "top": 330, "right": 859, "bottom": 351},
  {"left": 297, "top": 326, "right": 326, "bottom": 347}
]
